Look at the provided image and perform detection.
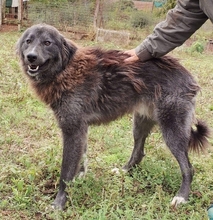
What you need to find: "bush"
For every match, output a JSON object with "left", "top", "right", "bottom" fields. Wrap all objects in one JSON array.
[
  {"left": 188, "top": 38, "right": 206, "bottom": 54},
  {"left": 157, "top": 0, "right": 176, "bottom": 16},
  {"left": 190, "top": 41, "right": 205, "bottom": 53},
  {"left": 131, "top": 11, "right": 154, "bottom": 29},
  {"left": 112, "top": 0, "right": 135, "bottom": 11}
]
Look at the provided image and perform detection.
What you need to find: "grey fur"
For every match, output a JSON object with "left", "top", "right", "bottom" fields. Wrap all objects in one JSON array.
[{"left": 17, "top": 24, "right": 210, "bottom": 210}]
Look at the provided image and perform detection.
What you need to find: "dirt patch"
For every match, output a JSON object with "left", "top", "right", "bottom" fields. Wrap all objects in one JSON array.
[{"left": 0, "top": 24, "right": 18, "bottom": 32}]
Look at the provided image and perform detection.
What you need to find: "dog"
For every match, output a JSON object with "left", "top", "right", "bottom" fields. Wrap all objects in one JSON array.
[{"left": 17, "top": 24, "right": 210, "bottom": 210}]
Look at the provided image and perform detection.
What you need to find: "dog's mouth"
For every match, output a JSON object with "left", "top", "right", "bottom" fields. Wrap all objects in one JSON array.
[
  {"left": 28, "top": 65, "right": 39, "bottom": 75},
  {"left": 27, "top": 60, "right": 50, "bottom": 77},
  {"left": 27, "top": 64, "right": 41, "bottom": 77}
]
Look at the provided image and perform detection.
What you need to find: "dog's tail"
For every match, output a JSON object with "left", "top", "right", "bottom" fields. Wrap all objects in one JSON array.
[{"left": 189, "top": 120, "right": 210, "bottom": 153}]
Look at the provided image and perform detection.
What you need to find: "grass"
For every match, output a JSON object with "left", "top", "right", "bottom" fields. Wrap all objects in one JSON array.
[{"left": 0, "top": 29, "right": 213, "bottom": 220}]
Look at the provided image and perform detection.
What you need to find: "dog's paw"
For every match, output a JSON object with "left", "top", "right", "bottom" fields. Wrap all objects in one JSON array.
[
  {"left": 51, "top": 191, "right": 67, "bottom": 210},
  {"left": 111, "top": 167, "right": 128, "bottom": 175},
  {"left": 111, "top": 167, "right": 120, "bottom": 174},
  {"left": 171, "top": 196, "right": 186, "bottom": 207},
  {"left": 78, "top": 171, "right": 86, "bottom": 179}
]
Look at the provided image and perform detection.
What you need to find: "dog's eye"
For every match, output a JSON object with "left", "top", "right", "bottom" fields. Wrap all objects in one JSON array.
[
  {"left": 44, "top": 41, "right": 51, "bottom": 46},
  {"left": 26, "top": 39, "right": 31, "bottom": 44}
]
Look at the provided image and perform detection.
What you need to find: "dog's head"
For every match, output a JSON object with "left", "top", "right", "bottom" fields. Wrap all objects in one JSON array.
[{"left": 17, "top": 24, "right": 77, "bottom": 80}]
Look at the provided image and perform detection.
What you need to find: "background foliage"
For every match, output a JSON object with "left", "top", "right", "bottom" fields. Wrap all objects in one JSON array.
[{"left": 26, "top": 0, "right": 160, "bottom": 33}]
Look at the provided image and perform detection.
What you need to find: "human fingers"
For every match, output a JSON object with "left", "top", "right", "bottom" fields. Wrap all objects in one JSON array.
[
  {"left": 124, "top": 49, "right": 136, "bottom": 56},
  {"left": 124, "top": 55, "right": 139, "bottom": 63}
]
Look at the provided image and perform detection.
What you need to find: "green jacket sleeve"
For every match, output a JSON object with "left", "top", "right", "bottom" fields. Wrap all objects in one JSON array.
[{"left": 135, "top": 0, "right": 208, "bottom": 60}]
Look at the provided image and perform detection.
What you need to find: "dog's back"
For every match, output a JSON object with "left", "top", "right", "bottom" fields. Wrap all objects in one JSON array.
[{"left": 66, "top": 48, "right": 200, "bottom": 125}]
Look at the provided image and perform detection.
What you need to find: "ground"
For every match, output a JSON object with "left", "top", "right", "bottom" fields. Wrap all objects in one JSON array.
[
  {"left": 1, "top": 24, "right": 213, "bottom": 51},
  {"left": 0, "top": 24, "right": 18, "bottom": 32}
]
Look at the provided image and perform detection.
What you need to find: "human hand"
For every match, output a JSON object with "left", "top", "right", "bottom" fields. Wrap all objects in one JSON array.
[{"left": 124, "top": 49, "right": 139, "bottom": 63}]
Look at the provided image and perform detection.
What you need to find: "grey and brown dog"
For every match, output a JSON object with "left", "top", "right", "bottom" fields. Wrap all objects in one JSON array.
[{"left": 17, "top": 24, "right": 209, "bottom": 210}]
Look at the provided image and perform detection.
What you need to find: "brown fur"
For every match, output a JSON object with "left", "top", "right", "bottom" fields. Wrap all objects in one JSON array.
[{"left": 31, "top": 48, "right": 148, "bottom": 105}]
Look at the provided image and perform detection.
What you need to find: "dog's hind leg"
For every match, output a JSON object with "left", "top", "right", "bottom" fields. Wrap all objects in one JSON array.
[
  {"left": 123, "top": 112, "right": 155, "bottom": 171},
  {"left": 158, "top": 106, "right": 194, "bottom": 207}
]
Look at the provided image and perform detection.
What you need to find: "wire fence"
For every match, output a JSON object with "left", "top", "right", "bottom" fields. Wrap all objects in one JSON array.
[
  {"left": 25, "top": 1, "right": 161, "bottom": 44},
  {"left": 1, "top": 1, "right": 162, "bottom": 44},
  {"left": 28, "top": 1, "right": 95, "bottom": 33},
  {"left": 30, "top": 1, "right": 161, "bottom": 28}
]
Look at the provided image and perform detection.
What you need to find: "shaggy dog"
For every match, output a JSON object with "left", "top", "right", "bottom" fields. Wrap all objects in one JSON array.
[{"left": 17, "top": 24, "right": 209, "bottom": 210}]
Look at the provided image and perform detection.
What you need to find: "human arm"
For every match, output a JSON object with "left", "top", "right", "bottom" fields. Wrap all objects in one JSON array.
[{"left": 125, "top": 0, "right": 208, "bottom": 62}]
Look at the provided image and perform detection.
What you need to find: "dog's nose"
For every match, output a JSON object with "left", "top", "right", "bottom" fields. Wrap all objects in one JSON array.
[{"left": 27, "top": 53, "right": 37, "bottom": 63}]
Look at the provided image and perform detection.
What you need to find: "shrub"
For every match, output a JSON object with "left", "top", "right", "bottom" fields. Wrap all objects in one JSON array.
[
  {"left": 112, "top": 0, "right": 135, "bottom": 11},
  {"left": 131, "top": 11, "right": 154, "bottom": 29},
  {"left": 188, "top": 38, "right": 206, "bottom": 54},
  {"left": 157, "top": 0, "right": 176, "bottom": 16}
]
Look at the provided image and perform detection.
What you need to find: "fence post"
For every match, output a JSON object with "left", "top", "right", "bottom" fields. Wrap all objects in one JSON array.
[
  {"left": 18, "top": 0, "right": 22, "bottom": 31},
  {"left": 94, "top": 0, "right": 100, "bottom": 31},
  {"left": 0, "top": 0, "right": 2, "bottom": 29}
]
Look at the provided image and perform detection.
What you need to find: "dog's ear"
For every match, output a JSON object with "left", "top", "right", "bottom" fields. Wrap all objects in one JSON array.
[
  {"left": 61, "top": 37, "right": 78, "bottom": 69},
  {"left": 16, "top": 35, "right": 23, "bottom": 57},
  {"left": 16, "top": 29, "right": 29, "bottom": 58}
]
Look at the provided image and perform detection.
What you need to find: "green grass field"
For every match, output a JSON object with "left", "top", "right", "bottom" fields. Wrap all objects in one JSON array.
[{"left": 0, "top": 29, "right": 212, "bottom": 220}]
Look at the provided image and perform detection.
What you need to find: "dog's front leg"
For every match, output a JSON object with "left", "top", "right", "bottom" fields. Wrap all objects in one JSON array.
[{"left": 52, "top": 122, "right": 88, "bottom": 210}]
